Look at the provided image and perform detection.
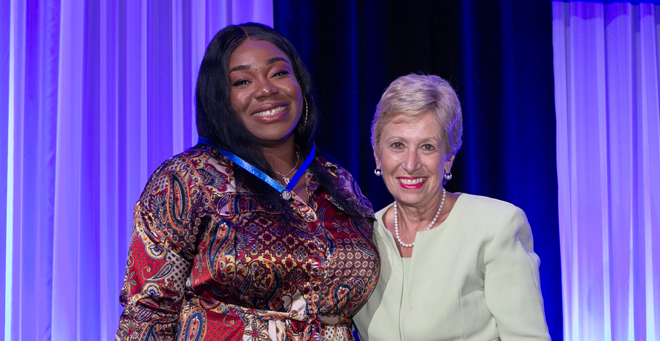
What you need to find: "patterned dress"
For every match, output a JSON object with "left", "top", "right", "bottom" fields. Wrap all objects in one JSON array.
[{"left": 116, "top": 146, "right": 380, "bottom": 341}]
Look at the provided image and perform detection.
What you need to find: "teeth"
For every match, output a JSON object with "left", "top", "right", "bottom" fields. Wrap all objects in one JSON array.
[
  {"left": 253, "top": 106, "right": 286, "bottom": 117},
  {"left": 400, "top": 178, "right": 424, "bottom": 185}
]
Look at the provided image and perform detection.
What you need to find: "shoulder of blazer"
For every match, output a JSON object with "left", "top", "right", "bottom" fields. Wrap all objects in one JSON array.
[{"left": 451, "top": 194, "right": 525, "bottom": 242}]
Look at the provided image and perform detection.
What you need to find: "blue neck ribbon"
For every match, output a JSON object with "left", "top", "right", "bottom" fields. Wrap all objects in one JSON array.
[{"left": 198, "top": 137, "right": 316, "bottom": 200}]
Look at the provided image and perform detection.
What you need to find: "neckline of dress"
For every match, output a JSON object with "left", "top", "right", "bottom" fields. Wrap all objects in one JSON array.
[{"left": 380, "top": 193, "right": 464, "bottom": 259}]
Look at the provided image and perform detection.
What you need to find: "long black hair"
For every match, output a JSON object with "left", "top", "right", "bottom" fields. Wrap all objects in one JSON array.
[{"left": 196, "top": 23, "right": 364, "bottom": 217}]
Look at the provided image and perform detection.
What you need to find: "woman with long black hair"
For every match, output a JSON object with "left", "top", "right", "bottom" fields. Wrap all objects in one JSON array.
[{"left": 116, "top": 23, "right": 379, "bottom": 341}]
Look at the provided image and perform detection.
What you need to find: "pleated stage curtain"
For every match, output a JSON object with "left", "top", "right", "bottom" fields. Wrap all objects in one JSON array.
[
  {"left": 553, "top": 2, "right": 660, "bottom": 340},
  {"left": 0, "top": 1, "right": 272, "bottom": 340}
]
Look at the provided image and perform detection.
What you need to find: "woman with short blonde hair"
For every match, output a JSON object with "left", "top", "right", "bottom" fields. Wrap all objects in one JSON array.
[{"left": 355, "top": 74, "right": 550, "bottom": 341}]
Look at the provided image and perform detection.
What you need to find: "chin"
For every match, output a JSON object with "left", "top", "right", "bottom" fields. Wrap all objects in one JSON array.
[
  {"left": 392, "top": 194, "right": 424, "bottom": 206},
  {"left": 255, "top": 133, "right": 295, "bottom": 146}
]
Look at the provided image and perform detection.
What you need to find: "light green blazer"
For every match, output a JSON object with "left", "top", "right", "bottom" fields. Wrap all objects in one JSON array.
[{"left": 354, "top": 194, "right": 550, "bottom": 341}]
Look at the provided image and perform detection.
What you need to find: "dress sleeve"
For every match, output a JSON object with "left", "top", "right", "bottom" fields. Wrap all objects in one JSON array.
[
  {"left": 116, "top": 157, "right": 204, "bottom": 340},
  {"left": 483, "top": 207, "right": 551, "bottom": 341}
]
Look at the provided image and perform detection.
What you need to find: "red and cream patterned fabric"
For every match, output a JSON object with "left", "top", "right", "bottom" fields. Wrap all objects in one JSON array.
[{"left": 116, "top": 145, "right": 379, "bottom": 341}]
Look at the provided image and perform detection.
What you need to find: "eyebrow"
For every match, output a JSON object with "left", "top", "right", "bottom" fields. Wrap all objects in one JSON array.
[
  {"left": 266, "top": 57, "right": 288, "bottom": 65},
  {"left": 229, "top": 65, "right": 251, "bottom": 73},
  {"left": 229, "top": 57, "right": 289, "bottom": 73}
]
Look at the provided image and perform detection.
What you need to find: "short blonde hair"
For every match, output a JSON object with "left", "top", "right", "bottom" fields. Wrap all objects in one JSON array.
[{"left": 371, "top": 74, "right": 463, "bottom": 156}]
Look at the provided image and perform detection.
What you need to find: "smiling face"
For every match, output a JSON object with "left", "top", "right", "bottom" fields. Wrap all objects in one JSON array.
[
  {"left": 375, "top": 112, "right": 455, "bottom": 209},
  {"left": 228, "top": 40, "right": 304, "bottom": 147}
]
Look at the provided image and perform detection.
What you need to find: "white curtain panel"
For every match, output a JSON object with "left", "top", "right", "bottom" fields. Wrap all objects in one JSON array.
[
  {"left": 553, "top": 2, "right": 660, "bottom": 341},
  {"left": 1, "top": 1, "right": 272, "bottom": 340}
]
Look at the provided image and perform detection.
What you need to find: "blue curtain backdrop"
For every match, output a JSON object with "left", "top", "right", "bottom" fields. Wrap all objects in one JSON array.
[
  {"left": 553, "top": 2, "right": 660, "bottom": 340},
  {"left": 7, "top": 1, "right": 660, "bottom": 340},
  {"left": 274, "top": 0, "right": 563, "bottom": 339},
  {"left": 9, "top": 0, "right": 641, "bottom": 340}
]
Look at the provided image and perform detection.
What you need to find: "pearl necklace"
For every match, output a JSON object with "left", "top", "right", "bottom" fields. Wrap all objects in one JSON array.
[
  {"left": 393, "top": 187, "right": 446, "bottom": 248},
  {"left": 274, "top": 152, "right": 300, "bottom": 185}
]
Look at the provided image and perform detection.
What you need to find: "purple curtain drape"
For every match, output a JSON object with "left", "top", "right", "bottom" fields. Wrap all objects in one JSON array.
[
  {"left": 0, "top": 1, "right": 272, "bottom": 340},
  {"left": 553, "top": 2, "right": 660, "bottom": 340}
]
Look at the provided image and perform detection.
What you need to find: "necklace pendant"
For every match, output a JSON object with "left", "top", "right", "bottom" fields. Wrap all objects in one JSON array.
[{"left": 283, "top": 177, "right": 290, "bottom": 185}]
